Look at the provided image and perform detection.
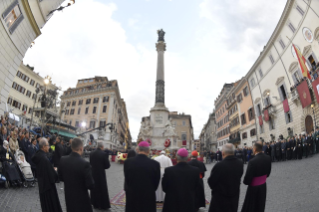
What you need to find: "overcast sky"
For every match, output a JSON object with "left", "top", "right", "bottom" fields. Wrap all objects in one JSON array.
[{"left": 24, "top": 0, "right": 287, "bottom": 141}]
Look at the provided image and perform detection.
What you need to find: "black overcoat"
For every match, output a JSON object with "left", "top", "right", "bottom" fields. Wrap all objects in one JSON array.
[
  {"left": 53, "top": 143, "right": 64, "bottom": 167},
  {"left": 32, "top": 150, "right": 62, "bottom": 212},
  {"left": 208, "top": 155, "right": 243, "bottom": 212},
  {"left": 188, "top": 159, "right": 207, "bottom": 209},
  {"left": 90, "top": 148, "right": 111, "bottom": 209},
  {"left": 58, "top": 152, "right": 95, "bottom": 212},
  {"left": 124, "top": 154, "right": 160, "bottom": 212},
  {"left": 241, "top": 153, "right": 271, "bottom": 212},
  {"left": 162, "top": 162, "right": 200, "bottom": 212}
]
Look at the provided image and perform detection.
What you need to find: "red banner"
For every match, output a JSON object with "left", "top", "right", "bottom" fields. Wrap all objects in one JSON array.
[
  {"left": 259, "top": 115, "right": 263, "bottom": 126},
  {"left": 264, "top": 109, "right": 269, "bottom": 121},
  {"left": 297, "top": 80, "right": 312, "bottom": 108},
  {"left": 182, "top": 140, "right": 187, "bottom": 146},
  {"left": 283, "top": 99, "right": 290, "bottom": 113},
  {"left": 312, "top": 77, "right": 319, "bottom": 104}
]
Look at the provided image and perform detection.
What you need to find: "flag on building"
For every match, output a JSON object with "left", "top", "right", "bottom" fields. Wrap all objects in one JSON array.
[
  {"left": 297, "top": 80, "right": 312, "bottom": 108},
  {"left": 264, "top": 109, "right": 269, "bottom": 122},
  {"left": 258, "top": 115, "right": 263, "bottom": 126},
  {"left": 283, "top": 99, "right": 290, "bottom": 113},
  {"left": 312, "top": 77, "right": 319, "bottom": 104},
  {"left": 293, "top": 44, "right": 311, "bottom": 79}
]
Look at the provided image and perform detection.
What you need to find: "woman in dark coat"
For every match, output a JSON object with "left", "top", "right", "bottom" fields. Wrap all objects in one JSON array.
[{"left": 32, "top": 138, "right": 62, "bottom": 212}]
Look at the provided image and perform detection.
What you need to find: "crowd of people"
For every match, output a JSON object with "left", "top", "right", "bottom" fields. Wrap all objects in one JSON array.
[
  {"left": 0, "top": 115, "right": 74, "bottom": 188},
  {"left": 2, "top": 112, "right": 319, "bottom": 212}
]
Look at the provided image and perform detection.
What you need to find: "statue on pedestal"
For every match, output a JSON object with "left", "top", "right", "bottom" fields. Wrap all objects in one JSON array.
[
  {"left": 157, "top": 29, "right": 165, "bottom": 42},
  {"left": 163, "top": 118, "right": 176, "bottom": 137},
  {"left": 140, "top": 120, "right": 152, "bottom": 138}
]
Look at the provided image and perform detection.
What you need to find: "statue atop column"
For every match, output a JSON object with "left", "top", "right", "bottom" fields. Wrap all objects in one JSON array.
[{"left": 157, "top": 29, "right": 165, "bottom": 42}]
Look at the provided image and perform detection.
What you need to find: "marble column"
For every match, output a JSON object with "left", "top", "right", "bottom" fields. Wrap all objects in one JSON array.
[{"left": 155, "top": 41, "right": 166, "bottom": 107}]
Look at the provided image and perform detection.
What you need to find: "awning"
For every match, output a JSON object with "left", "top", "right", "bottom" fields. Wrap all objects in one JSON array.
[{"left": 50, "top": 129, "right": 77, "bottom": 139}]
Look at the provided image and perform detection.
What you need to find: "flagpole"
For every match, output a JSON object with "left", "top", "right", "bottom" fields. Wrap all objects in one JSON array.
[
  {"left": 272, "top": 42, "right": 291, "bottom": 86},
  {"left": 302, "top": 0, "right": 319, "bottom": 19}
]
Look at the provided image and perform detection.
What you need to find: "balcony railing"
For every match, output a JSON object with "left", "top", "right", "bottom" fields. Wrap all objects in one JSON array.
[{"left": 262, "top": 104, "right": 276, "bottom": 118}]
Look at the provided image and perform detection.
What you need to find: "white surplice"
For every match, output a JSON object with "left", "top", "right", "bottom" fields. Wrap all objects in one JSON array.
[{"left": 154, "top": 154, "right": 173, "bottom": 201}]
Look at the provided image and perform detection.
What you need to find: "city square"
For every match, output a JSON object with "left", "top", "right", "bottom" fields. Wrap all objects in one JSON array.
[
  {"left": 0, "top": 0, "right": 319, "bottom": 211},
  {"left": 1, "top": 155, "right": 319, "bottom": 212}
]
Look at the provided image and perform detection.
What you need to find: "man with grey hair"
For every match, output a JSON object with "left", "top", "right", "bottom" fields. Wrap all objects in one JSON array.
[
  {"left": 162, "top": 148, "right": 200, "bottom": 212},
  {"left": 90, "top": 141, "right": 111, "bottom": 210},
  {"left": 124, "top": 141, "right": 160, "bottom": 212},
  {"left": 207, "top": 143, "right": 243, "bottom": 212},
  {"left": 32, "top": 138, "right": 62, "bottom": 212}
]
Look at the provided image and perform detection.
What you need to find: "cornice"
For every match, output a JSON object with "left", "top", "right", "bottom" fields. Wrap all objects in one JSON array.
[
  {"left": 245, "top": 0, "right": 295, "bottom": 78},
  {"left": 21, "top": 0, "right": 41, "bottom": 37}
]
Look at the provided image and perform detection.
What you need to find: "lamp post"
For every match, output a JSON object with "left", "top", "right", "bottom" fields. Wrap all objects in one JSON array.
[
  {"left": 41, "top": 76, "right": 50, "bottom": 136},
  {"left": 311, "top": 104, "right": 316, "bottom": 129},
  {"left": 47, "top": 0, "right": 75, "bottom": 16}
]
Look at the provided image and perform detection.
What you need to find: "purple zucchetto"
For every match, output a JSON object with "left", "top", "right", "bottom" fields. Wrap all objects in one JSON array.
[
  {"left": 177, "top": 148, "right": 188, "bottom": 157},
  {"left": 138, "top": 141, "right": 150, "bottom": 147}
]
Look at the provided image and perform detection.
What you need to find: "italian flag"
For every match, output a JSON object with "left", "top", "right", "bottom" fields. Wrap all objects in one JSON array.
[{"left": 293, "top": 43, "right": 311, "bottom": 79}]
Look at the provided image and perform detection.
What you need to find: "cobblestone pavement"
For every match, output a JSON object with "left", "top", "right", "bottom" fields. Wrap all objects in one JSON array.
[{"left": 1, "top": 154, "right": 319, "bottom": 212}]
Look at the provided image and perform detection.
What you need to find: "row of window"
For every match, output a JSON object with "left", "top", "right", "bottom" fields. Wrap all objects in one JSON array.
[
  {"left": 217, "top": 126, "right": 230, "bottom": 138},
  {"left": 65, "top": 83, "right": 116, "bottom": 96},
  {"left": 65, "top": 105, "right": 108, "bottom": 115},
  {"left": 16, "top": 71, "right": 40, "bottom": 88},
  {"left": 217, "top": 115, "right": 229, "bottom": 128},
  {"left": 217, "top": 86, "right": 250, "bottom": 119},
  {"left": 235, "top": 129, "right": 257, "bottom": 140},
  {"left": 12, "top": 82, "right": 38, "bottom": 100},
  {"left": 66, "top": 96, "right": 109, "bottom": 107}
]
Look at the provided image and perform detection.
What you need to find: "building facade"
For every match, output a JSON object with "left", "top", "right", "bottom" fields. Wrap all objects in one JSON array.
[
  {"left": 226, "top": 80, "right": 241, "bottom": 146},
  {"left": 246, "top": 0, "right": 319, "bottom": 141},
  {"left": 236, "top": 79, "right": 257, "bottom": 147},
  {"left": 7, "top": 63, "right": 58, "bottom": 127},
  {"left": 60, "top": 76, "right": 132, "bottom": 150},
  {"left": 215, "top": 84, "right": 233, "bottom": 149},
  {"left": 170, "top": 112, "right": 194, "bottom": 150},
  {"left": 199, "top": 112, "right": 217, "bottom": 151},
  {"left": 0, "top": 0, "right": 67, "bottom": 116}
]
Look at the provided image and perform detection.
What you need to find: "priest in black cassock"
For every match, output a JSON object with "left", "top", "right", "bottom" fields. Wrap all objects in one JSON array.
[
  {"left": 124, "top": 141, "right": 160, "bottom": 212},
  {"left": 208, "top": 143, "right": 243, "bottom": 212},
  {"left": 162, "top": 148, "right": 200, "bottom": 212},
  {"left": 90, "top": 142, "right": 111, "bottom": 210},
  {"left": 32, "top": 138, "right": 62, "bottom": 212},
  {"left": 58, "top": 138, "right": 95, "bottom": 212},
  {"left": 188, "top": 150, "right": 207, "bottom": 211},
  {"left": 241, "top": 141, "right": 271, "bottom": 212}
]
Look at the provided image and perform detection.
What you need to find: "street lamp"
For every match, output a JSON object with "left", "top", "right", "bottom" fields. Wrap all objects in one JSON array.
[
  {"left": 47, "top": 0, "right": 76, "bottom": 16},
  {"left": 311, "top": 104, "right": 316, "bottom": 129}
]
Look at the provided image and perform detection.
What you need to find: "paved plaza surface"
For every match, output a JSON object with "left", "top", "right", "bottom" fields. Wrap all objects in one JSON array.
[{"left": 1, "top": 154, "right": 319, "bottom": 212}]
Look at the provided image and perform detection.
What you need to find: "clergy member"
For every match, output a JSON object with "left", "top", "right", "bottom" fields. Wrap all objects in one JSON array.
[
  {"left": 32, "top": 138, "right": 62, "bottom": 212},
  {"left": 207, "top": 143, "right": 243, "bottom": 212},
  {"left": 58, "top": 138, "right": 95, "bottom": 212},
  {"left": 154, "top": 150, "right": 173, "bottom": 202},
  {"left": 90, "top": 142, "right": 111, "bottom": 210},
  {"left": 162, "top": 148, "right": 200, "bottom": 212},
  {"left": 241, "top": 141, "right": 272, "bottom": 212},
  {"left": 188, "top": 150, "right": 207, "bottom": 211},
  {"left": 124, "top": 141, "right": 160, "bottom": 212}
]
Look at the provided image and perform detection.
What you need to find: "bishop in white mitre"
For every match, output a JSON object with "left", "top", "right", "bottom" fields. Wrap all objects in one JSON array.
[{"left": 154, "top": 150, "right": 173, "bottom": 202}]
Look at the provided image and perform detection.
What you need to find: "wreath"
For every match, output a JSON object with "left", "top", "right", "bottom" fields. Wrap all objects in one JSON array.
[
  {"left": 164, "top": 139, "right": 171, "bottom": 148},
  {"left": 146, "top": 138, "right": 152, "bottom": 146}
]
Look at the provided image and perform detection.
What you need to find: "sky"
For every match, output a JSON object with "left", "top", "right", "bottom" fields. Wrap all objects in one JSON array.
[{"left": 24, "top": 0, "right": 287, "bottom": 141}]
